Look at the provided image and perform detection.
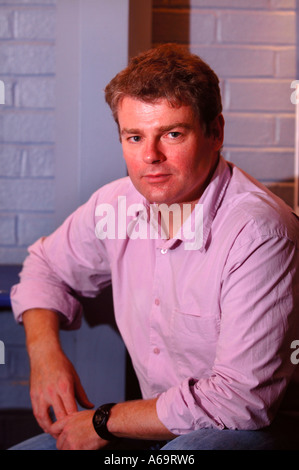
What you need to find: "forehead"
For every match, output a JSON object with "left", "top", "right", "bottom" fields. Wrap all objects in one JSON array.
[{"left": 117, "top": 96, "right": 197, "bottom": 127}]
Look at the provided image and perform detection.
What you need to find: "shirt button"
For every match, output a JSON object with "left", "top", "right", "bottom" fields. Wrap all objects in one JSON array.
[
  {"left": 155, "top": 298, "right": 160, "bottom": 306},
  {"left": 161, "top": 248, "right": 168, "bottom": 254},
  {"left": 153, "top": 347, "right": 160, "bottom": 355}
]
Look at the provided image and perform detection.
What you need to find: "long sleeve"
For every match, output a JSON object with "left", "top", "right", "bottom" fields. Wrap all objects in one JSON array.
[
  {"left": 10, "top": 190, "right": 112, "bottom": 329},
  {"left": 156, "top": 229, "right": 299, "bottom": 433}
]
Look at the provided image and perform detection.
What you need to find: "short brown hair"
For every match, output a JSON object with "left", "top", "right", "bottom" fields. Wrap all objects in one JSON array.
[{"left": 105, "top": 43, "right": 222, "bottom": 136}]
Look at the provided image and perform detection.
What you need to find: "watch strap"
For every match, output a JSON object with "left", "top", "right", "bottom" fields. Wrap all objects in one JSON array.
[{"left": 92, "top": 403, "right": 117, "bottom": 441}]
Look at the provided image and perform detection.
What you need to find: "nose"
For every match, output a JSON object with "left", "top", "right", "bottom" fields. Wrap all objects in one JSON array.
[{"left": 142, "top": 139, "right": 166, "bottom": 164}]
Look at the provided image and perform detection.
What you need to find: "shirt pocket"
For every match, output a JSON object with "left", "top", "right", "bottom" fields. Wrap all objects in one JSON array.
[
  {"left": 172, "top": 307, "right": 219, "bottom": 341},
  {"left": 170, "top": 307, "right": 219, "bottom": 379}
]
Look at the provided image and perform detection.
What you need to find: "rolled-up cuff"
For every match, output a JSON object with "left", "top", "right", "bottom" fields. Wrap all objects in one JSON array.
[{"left": 10, "top": 281, "right": 82, "bottom": 330}]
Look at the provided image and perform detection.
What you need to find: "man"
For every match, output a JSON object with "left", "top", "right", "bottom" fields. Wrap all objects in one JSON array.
[{"left": 10, "top": 44, "right": 299, "bottom": 450}]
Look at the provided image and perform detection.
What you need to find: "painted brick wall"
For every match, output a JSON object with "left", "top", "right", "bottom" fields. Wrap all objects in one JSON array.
[
  {"left": 0, "top": 0, "right": 297, "bottom": 265},
  {"left": 153, "top": 0, "right": 297, "bottom": 207},
  {"left": 0, "top": 0, "right": 56, "bottom": 265}
]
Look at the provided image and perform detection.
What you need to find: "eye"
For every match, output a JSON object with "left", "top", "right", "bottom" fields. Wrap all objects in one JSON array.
[
  {"left": 128, "top": 135, "right": 141, "bottom": 143},
  {"left": 168, "top": 131, "right": 182, "bottom": 139}
]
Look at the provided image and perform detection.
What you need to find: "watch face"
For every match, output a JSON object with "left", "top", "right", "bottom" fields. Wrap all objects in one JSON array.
[
  {"left": 94, "top": 408, "right": 108, "bottom": 427},
  {"left": 93, "top": 403, "right": 116, "bottom": 441}
]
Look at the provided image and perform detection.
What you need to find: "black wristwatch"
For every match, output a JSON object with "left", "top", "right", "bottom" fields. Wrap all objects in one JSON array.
[{"left": 92, "top": 403, "right": 117, "bottom": 441}]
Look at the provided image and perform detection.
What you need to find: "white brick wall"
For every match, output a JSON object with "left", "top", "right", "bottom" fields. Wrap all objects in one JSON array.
[
  {"left": 153, "top": 0, "right": 297, "bottom": 207},
  {"left": 0, "top": 0, "right": 297, "bottom": 264},
  {"left": 0, "top": 0, "right": 56, "bottom": 264}
]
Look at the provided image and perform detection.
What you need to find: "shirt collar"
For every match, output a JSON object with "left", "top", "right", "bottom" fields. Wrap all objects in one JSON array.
[{"left": 197, "top": 155, "right": 232, "bottom": 251}]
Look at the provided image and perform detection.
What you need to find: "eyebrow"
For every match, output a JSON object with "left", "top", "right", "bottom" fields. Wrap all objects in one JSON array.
[{"left": 120, "top": 122, "right": 193, "bottom": 136}]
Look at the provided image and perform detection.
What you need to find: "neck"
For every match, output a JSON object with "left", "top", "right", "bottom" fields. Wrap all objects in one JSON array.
[{"left": 158, "top": 199, "right": 199, "bottom": 239}]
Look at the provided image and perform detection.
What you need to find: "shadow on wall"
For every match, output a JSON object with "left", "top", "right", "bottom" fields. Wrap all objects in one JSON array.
[
  {"left": 152, "top": 0, "right": 190, "bottom": 46},
  {"left": 78, "top": 286, "right": 142, "bottom": 402},
  {"left": 78, "top": 284, "right": 117, "bottom": 331}
]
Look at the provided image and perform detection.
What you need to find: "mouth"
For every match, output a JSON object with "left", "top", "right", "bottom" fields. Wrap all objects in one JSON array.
[{"left": 143, "top": 173, "right": 171, "bottom": 183}]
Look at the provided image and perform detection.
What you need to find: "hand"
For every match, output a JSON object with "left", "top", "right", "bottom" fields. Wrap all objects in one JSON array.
[
  {"left": 50, "top": 410, "right": 107, "bottom": 450},
  {"left": 29, "top": 348, "right": 94, "bottom": 435}
]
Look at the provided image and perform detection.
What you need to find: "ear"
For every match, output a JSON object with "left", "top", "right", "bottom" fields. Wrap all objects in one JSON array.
[{"left": 211, "top": 114, "right": 224, "bottom": 151}]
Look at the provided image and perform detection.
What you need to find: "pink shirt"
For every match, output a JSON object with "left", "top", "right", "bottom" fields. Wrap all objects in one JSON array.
[{"left": 11, "top": 156, "right": 299, "bottom": 434}]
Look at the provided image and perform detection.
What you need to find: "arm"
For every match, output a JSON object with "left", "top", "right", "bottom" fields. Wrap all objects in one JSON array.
[
  {"left": 9, "top": 190, "right": 117, "bottom": 440},
  {"left": 157, "top": 234, "right": 299, "bottom": 434},
  {"left": 51, "top": 399, "right": 176, "bottom": 450},
  {"left": 10, "top": 192, "right": 112, "bottom": 433},
  {"left": 23, "top": 308, "right": 93, "bottom": 434}
]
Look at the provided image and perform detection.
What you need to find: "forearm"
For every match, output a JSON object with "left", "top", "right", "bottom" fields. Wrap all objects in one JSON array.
[
  {"left": 23, "top": 308, "right": 62, "bottom": 357},
  {"left": 23, "top": 308, "right": 93, "bottom": 433},
  {"left": 52, "top": 398, "right": 176, "bottom": 450},
  {"left": 107, "top": 399, "right": 176, "bottom": 441}
]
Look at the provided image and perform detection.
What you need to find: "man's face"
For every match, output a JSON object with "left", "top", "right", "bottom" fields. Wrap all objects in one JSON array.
[{"left": 118, "top": 96, "right": 224, "bottom": 205}]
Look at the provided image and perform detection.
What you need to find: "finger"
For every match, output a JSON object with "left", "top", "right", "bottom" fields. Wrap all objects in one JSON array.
[
  {"left": 32, "top": 400, "right": 54, "bottom": 433},
  {"left": 56, "top": 430, "right": 73, "bottom": 451},
  {"left": 50, "top": 393, "right": 71, "bottom": 422},
  {"left": 54, "top": 427, "right": 67, "bottom": 450},
  {"left": 58, "top": 387, "right": 78, "bottom": 416},
  {"left": 54, "top": 376, "right": 79, "bottom": 415},
  {"left": 55, "top": 433, "right": 65, "bottom": 451},
  {"left": 50, "top": 415, "right": 69, "bottom": 439},
  {"left": 74, "top": 376, "right": 94, "bottom": 409},
  {"left": 30, "top": 389, "right": 57, "bottom": 433},
  {"left": 51, "top": 416, "right": 76, "bottom": 450}
]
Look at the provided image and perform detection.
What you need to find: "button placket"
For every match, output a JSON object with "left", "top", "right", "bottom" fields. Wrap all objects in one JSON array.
[{"left": 146, "top": 238, "right": 174, "bottom": 395}]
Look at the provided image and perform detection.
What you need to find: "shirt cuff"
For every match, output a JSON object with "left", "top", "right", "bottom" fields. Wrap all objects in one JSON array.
[
  {"left": 10, "top": 281, "right": 82, "bottom": 330},
  {"left": 156, "top": 378, "right": 222, "bottom": 435}
]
